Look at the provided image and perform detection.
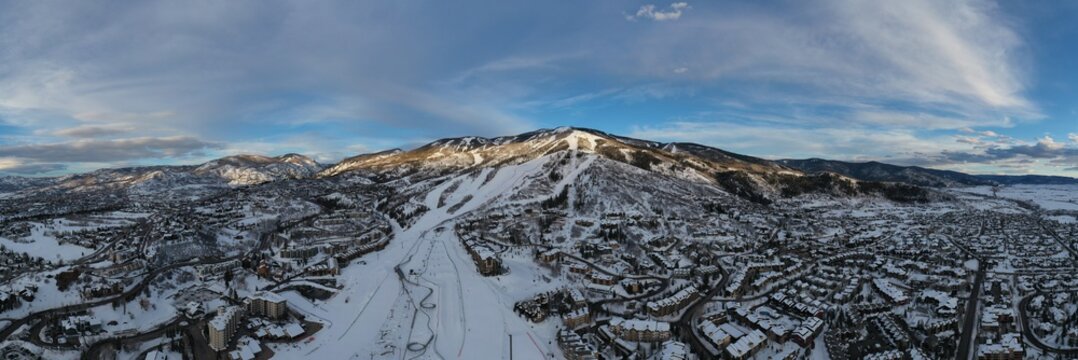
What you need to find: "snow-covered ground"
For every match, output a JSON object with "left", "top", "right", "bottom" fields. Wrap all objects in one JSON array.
[
  {"left": 953, "top": 184, "right": 1078, "bottom": 211},
  {"left": 1, "top": 268, "right": 86, "bottom": 319},
  {"left": 0, "top": 222, "right": 93, "bottom": 261},
  {"left": 87, "top": 297, "right": 177, "bottom": 334}
]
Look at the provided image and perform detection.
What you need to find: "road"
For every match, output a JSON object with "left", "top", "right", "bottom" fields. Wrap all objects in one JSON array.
[
  {"left": 1038, "top": 218, "right": 1078, "bottom": 267},
  {"left": 1017, "top": 290, "right": 1078, "bottom": 356},
  {"left": 956, "top": 263, "right": 986, "bottom": 360},
  {"left": 673, "top": 262, "right": 730, "bottom": 358}
]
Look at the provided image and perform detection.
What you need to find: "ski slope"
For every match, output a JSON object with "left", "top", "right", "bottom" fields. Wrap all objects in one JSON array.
[{"left": 272, "top": 156, "right": 560, "bottom": 359}]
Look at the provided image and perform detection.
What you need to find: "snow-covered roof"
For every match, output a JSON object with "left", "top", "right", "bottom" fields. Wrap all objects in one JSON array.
[{"left": 250, "top": 290, "right": 286, "bottom": 304}]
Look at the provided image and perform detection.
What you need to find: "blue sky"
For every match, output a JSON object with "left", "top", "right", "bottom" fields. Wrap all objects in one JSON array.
[{"left": 0, "top": 0, "right": 1075, "bottom": 176}]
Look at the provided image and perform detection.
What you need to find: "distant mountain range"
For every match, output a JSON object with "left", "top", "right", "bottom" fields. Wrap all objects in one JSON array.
[
  {"left": 0, "top": 127, "right": 1074, "bottom": 203},
  {"left": 776, "top": 158, "right": 1078, "bottom": 187}
]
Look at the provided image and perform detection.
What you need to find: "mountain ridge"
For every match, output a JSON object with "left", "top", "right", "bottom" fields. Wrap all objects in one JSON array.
[
  {"left": 778, "top": 158, "right": 1078, "bottom": 186},
  {"left": 1, "top": 128, "right": 1074, "bottom": 197}
]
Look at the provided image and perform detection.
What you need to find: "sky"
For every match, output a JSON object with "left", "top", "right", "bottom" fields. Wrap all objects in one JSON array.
[{"left": 0, "top": 0, "right": 1075, "bottom": 177}]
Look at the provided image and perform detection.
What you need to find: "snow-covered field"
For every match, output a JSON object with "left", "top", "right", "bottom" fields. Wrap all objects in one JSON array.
[
  {"left": 0, "top": 222, "right": 93, "bottom": 261},
  {"left": 88, "top": 297, "right": 177, "bottom": 334},
  {"left": 0, "top": 268, "right": 85, "bottom": 319},
  {"left": 953, "top": 184, "right": 1078, "bottom": 211}
]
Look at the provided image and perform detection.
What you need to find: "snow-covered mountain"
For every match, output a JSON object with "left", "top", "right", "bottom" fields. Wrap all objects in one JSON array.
[
  {"left": 0, "top": 176, "right": 55, "bottom": 194},
  {"left": 3, "top": 127, "right": 1073, "bottom": 202},
  {"left": 322, "top": 127, "right": 791, "bottom": 179},
  {"left": 7, "top": 153, "right": 324, "bottom": 195},
  {"left": 320, "top": 127, "right": 934, "bottom": 207},
  {"left": 777, "top": 158, "right": 989, "bottom": 187},
  {"left": 194, "top": 153, "right": 323, "bottom": 185}
]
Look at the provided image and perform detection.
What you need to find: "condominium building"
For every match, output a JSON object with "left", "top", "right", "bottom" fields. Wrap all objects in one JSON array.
[
  {"left": 247, "top": 291, "right": 288, "bottom": 320},
  {"left": 208, "top": 305, "right": 245, "bottom": 352}
]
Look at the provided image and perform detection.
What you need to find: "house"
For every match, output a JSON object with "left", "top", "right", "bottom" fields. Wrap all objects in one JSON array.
[
  {"left": 557, "top": 329, "right": 598, "bottom": 360},
  {"left": 871, "top": 278, "right": 909, "bottom": 305},
  {"left": 562, "top": 308, "right": 591, "bottom": 329},
  {"left": 538, "top": 249, "right": 562, "bottom": 263},
  {"left": 461, "top": 239, "right": 502, "bottom": 276},
  {"left": 646, "top": 286, "right": 699, "bottom": 317},
  {"left": 976, "top": 333, "right": 1023, "bottom": 360},
  {"left": 280, "top": 245, "right": 320, "bottom": 259},
  {"left": 725, "top": 329, "right": 766, "bottom": 360},
  {"left": 793, "top": 317, "right": 824, "bottom": 347}
]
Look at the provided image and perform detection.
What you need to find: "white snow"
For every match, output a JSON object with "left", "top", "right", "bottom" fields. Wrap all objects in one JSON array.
[
  {"left": 0, "top": 222, "right": 92, "bottom": 261},
  {"left": 953, "top": 184, "right": 1078, "bottom": 211}
]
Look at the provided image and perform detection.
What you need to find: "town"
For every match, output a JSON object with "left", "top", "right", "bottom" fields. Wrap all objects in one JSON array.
[{"left": 0, "top": 165, "right": 1074, "bottom": 360}]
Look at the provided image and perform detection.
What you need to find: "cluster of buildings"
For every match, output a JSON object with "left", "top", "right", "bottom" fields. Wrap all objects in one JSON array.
[
  {"left": 646, "top": 285, "right": 698, "bottom": 317},
  {"left": 607, "top": 317, "right": 672, "bottom": 342}
]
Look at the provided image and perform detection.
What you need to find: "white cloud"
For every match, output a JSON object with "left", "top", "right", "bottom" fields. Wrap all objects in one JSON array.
[
  {"left": 628, "top": 121, "right": 1078, "bottom": 175},
  {"left": 1069, "top": 133, "right": 1078, "bottom": 144},
  {"left": 1036, "top": 135, "right": 1063, "bottom": 150},
  {"left": 0, "top": 136, "right": 221, "bottom": 163},
  {"left": 628, "top": 121, "right": 966, "bottom": 162},
  {"left": 617, "top": 0, "right": 1034, "bottom": 125},
  {"left": 0, "top": 0, "right": 1061, "bottom": 176},
  {"left": 832, "top": 0, "right": 1027, "bottom": 109},
  {"left": 47, "top": 124, "right": 135, "bottom": 138},
  {"left": 0, "top": 158, "right": 66, "bottom": 175},
  {"left": 956, "top": 136, "right": 981, "bottom": 144},
  {"left": 853, "top": 110, "right": 995, "bottom": 130},
  {"left": 627, "top": 3, "right": 690, "bottom": 21}
]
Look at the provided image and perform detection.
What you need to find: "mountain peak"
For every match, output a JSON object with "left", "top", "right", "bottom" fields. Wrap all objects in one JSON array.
[
  {"left": 317, "top": 126, "right": 785, "bottom": 182},
  {"left": 276, "top": 153, "right": 320, "bottom": 167},
  {"left": 191, "top": 153, "right": 323, "bottom": 185}
]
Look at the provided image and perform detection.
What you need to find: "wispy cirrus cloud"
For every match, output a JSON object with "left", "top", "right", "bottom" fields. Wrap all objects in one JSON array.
[
  {"left": 616, "top": 0, "right": 1034, "bottom": 119},
  {"left": 47, "top": 124, "right": 135, "bottom": 138}
]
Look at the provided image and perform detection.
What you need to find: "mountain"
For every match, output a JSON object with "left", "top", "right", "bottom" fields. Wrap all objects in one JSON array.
[
  {"left": 321, "top": 127, "right": 795, "bottom": 179},
  {"left": 778, "top": 158, "right": 1078, "bottom": 186},
  {"left": 319, "top": 127, "right": 936, "bottom": 206},
  {"left": 975, "top": 174, "right": 1078, "bottom": 185},
  {"left": 777, "top": 158, "right": 993, "bottom": 187},
  {"left": 4, "top": 127, "right": 1071, "bottom": 204},
  {"left": 194, "top": 153, "right": 322, "bottom": 185},
  {"left": 0, "top": 176, "right": 56, "bottom": 194},
  {"left": 12, "top": 153, "right": 323, "bottom": 195}
]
